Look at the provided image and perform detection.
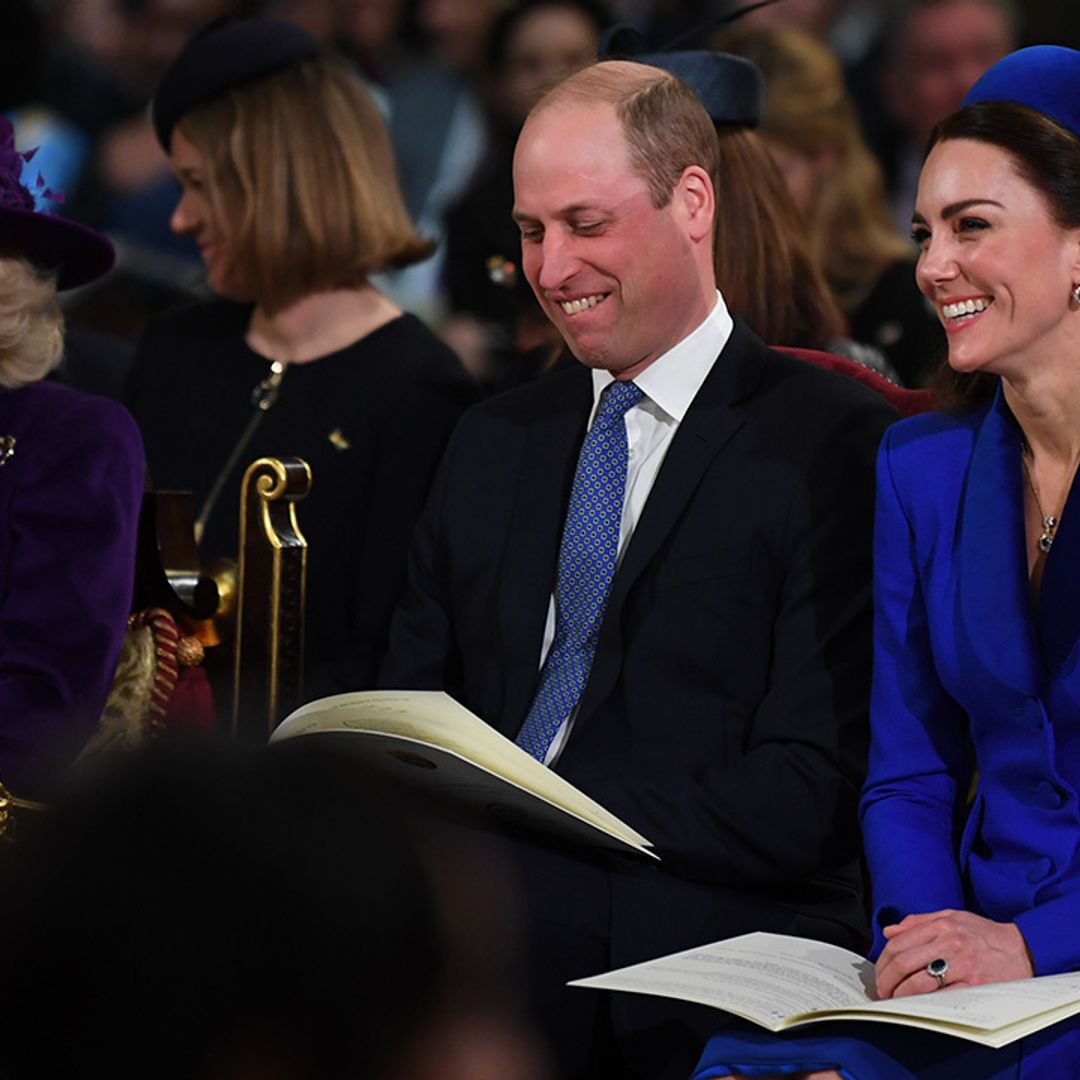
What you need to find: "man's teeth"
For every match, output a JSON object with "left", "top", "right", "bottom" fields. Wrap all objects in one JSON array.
[
  {"left": 560, "top": 294, "right": 604, "bottom": 315},
  {"left": 942, "top": 298, "right": 991, "bottom": 319}
]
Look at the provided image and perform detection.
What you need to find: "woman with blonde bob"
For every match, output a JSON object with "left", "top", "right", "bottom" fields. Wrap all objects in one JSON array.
[
  {"left": 128, "top": 18, "right": 475, "bottom": 697},
  {"left": 0, "top": 116, "right": 143, "bottom": 797},
  {"left": 720, "top": 24, "right": 944, "bottom": 386}
]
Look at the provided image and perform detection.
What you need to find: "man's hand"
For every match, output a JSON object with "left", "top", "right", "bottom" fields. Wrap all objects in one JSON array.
[{"left": 876, "top": 910, "right": 1034, "bottom": 999}]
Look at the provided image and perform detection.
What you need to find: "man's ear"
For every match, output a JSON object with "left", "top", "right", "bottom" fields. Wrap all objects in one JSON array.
[{"left": 676, "top": 165, "right": 715, "bottom": 243}]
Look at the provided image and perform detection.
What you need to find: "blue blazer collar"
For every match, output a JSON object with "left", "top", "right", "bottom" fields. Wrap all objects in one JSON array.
[
  {"left": 958, "top": 384, "right": 1080, "bottom": 691},
  {"left": 957, "top": 386, "right": 1045, "bottom": 695}
]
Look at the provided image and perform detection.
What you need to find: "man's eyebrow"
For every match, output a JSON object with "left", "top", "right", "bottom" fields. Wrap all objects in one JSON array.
[{"left": 512, "top": 202, "right": 609, "bottom": 224}]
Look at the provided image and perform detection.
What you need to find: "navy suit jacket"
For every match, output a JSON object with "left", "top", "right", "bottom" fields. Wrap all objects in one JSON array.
[
  {"left": 863, "top": 385, "right": 1080, "bottom": 978},
  {"left": 385, "top": 318, "right": 898, "bottom": 964}
]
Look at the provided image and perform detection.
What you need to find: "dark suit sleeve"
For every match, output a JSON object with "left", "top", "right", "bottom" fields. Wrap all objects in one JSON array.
[
  {"left": 580, "top": 394, "right": 895, "bottom": 890},
  {"left": 378, "top": 418, "right": 465, "bottom": 694},
  {"left": 0, "top": 391, "right": 145, "bottom": 792}
]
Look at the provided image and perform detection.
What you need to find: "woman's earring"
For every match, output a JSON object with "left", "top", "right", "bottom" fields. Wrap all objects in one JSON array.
[{"left": 1073, "top": 283, "right": 1080, "bottom": 305}]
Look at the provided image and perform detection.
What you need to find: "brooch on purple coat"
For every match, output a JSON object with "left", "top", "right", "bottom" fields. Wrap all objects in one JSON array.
[{"left": 0, "top": 435, "right": 15, "bottom": 467}]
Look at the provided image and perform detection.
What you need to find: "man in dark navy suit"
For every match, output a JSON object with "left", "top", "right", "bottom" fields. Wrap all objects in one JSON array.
[{"left": 383, "top": 59, "right": 896, "bottom": 1079}]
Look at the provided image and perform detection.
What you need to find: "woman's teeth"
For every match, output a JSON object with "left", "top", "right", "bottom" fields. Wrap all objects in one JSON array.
[{"left": 942, "top": 297, "right": 990, "bottom": 319}]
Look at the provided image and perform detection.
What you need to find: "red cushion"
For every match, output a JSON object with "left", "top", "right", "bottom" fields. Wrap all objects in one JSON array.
[{"left": 776, "top": 347, "right": 934, "bottom": 418}]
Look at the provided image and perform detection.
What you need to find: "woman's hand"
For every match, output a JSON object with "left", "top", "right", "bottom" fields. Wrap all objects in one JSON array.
[{"left": 875, "top": 910, "right": 1034, "bottom": 999}]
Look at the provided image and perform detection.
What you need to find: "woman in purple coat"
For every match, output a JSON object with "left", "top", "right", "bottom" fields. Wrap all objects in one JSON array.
[{"left": 0, "top": 116, "right": 143, "bottom": 799}]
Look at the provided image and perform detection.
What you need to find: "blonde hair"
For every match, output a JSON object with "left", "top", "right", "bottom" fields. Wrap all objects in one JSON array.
[
  {"left": 178, "top": 53, "right": 432, "bottom": 311},
  {"left": 0, "top": 257, "right": 63, "bottom": 388},
  {"left": 720, "top": 26, "right": 911, "bottom": 314},
  {"left": 537, "top": 61, "right": 721, "bottom": 208}
]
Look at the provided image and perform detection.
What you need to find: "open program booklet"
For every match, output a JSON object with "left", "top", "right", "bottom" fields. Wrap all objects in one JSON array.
[
  {"left": 271, "top": 689, "right": 654, "bottom": 858},
  {"left": 570, "top": 931, "right": 1080, "bottom": 1048}
]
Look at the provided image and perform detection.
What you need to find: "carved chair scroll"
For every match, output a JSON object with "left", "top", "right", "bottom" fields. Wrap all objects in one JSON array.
[{"left": 231, "top": 456, "right": 312, "bottom": 740}]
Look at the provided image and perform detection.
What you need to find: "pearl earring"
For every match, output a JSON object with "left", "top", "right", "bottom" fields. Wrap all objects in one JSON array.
[{"left": 1074, "top": 283, "right": 1080, "bottom": 305}]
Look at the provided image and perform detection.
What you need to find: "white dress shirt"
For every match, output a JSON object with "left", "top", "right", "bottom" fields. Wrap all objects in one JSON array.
[{"left": 539, "top": 291, "right": 734, "bottom": 763}]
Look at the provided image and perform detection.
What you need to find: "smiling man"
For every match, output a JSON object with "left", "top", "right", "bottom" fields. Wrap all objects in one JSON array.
[{"left": 383, "top": 60, "right": 897, "bottom": 1079}]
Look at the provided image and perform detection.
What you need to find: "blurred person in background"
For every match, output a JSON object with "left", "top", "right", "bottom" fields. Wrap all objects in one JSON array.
[
  {"left": 441, "top": 0, "right": 611, "bottom": 384},
  {"left": 361, "top": 0, "right": 508, "bottom": 322},
  {"left": 722, "top": 24, "right": 945, "bottom": 386},
  {"left": 75, "top": 0, "right": 233, "bottom": 263},
  {"left": 876, "top": 0, "right": 1015, "bottom": 231},
  {"left": 126, "top": 17, "right": 474, "bottom": 700}
]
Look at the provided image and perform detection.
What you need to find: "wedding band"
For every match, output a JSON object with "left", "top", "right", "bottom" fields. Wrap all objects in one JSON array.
[{"left": 927, "top": 957, "right": 949, "bottom": 989}]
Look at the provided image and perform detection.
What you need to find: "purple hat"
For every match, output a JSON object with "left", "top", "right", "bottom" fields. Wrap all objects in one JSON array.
[
  {"left": 963, "top": 45, "right": 1080, "bottom": 140},
  {"left": 0, "top": 118, "right": 113, "bottom": 290}
]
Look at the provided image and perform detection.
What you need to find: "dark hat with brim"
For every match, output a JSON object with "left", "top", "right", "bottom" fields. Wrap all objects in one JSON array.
[
  {"left": 152, "top": 17, "right": 323, "bottom": 152},
  {"left": 962, "top": 45, "right": 1080, "bottom": 140},
  {"left": 597, "top": 26, "right": 764, "bottom": 127},
  {"left": 0, "top": 119, "right": 113, "bottom": 290}
]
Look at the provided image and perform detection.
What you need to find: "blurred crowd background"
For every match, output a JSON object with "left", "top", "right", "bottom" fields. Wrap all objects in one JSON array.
[{"left": 15, "top": 0, "right": 1079, "bottom": 392}]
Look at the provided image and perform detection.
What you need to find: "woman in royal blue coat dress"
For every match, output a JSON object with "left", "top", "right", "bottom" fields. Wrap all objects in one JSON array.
[{"left": 693, "top": 44, "right": 1080, "bottom": 1080}]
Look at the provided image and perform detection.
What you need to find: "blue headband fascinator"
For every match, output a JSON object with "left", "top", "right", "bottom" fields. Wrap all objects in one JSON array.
[{"left": 962, "top": 45, "right": 1080, "bottom": 140}]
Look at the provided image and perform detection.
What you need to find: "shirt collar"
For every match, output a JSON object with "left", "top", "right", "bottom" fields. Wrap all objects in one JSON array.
[{"left": 590, "top": 291, "right": 733, "bottom": 423}]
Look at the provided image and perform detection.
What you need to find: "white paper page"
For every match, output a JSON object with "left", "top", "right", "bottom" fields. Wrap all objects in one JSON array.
[
  {"left": 571, "top": 932, "right": 874, "bottom": 1028},
  {"left": 571, "top": 932, "right": 1080, "bottom": 1047},
  {"left": 846, "top": 970, "right": 1080, "bottom": 1031}
]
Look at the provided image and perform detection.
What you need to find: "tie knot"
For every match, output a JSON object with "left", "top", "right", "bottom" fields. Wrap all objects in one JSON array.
[{"left": 595, "top": 380, "right": 643, "bottom": 425}]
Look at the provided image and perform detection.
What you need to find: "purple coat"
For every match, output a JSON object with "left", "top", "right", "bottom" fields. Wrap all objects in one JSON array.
[{"left": 0, "top": 380, "right": 144, "bottom": 793}]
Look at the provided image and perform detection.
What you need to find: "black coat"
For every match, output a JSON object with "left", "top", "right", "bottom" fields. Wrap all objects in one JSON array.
[{"left": 127, "top": 300, "right": 476, "bottom": 697}]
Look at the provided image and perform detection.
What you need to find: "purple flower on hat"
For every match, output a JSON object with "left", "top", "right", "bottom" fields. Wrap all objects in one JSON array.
[
  {"left": 0, "top": 114, "right": 114, "bottom": 288},
  {"left": 0, "top": 117, "right": 37, "bottom": 215}
]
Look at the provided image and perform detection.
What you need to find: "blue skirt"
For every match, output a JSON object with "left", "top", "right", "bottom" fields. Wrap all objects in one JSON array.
[{"left": 691, "top": 1017, "right": 1080, "bottom": 1079}]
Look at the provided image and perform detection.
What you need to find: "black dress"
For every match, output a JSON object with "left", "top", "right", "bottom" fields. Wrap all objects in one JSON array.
[{"left": 127, "top": 300, "right": 476, "bottom": 697}]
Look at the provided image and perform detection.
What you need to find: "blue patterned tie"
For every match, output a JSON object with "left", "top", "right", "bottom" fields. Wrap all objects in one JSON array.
[{"left": 515, "top": 379, "right": 644, "bottom": 761}]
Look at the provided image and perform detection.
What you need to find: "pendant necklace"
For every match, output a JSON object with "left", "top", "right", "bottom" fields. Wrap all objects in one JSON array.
[{"left": 1020, "top": 443, "right": 1080, "bottom": 554}]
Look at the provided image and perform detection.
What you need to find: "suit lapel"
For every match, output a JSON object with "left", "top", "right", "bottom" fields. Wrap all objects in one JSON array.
[
  {"left": 496, "top": 369, "right": 592, "bottom": 735},
  {"left": 957, "top": 386, "right": 1045, "bottom": 695},
  {"left": 576, "top": 321, "right": 761, "bottom": 721}
]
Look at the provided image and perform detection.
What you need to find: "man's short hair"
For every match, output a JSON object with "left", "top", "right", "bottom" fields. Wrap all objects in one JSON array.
[{"left": 536, "top": 60, "right": 721, "bottom": 210}]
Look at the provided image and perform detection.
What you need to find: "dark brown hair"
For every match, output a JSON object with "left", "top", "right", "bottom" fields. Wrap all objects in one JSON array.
[
  {"left": 926, "top": 100, "right": 1080, "bottom": 410},
  {"left": 712, "top": 126, "right": 845, "bottom": 349}
]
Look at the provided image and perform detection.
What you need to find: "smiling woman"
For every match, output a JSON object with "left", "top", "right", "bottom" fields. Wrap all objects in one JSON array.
[
  {"left": 125, "top": 18, "right": 476, "bottom": 699},
  {"left": 693, "top": 43, "right": 1080, "bottom": 1080}
]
